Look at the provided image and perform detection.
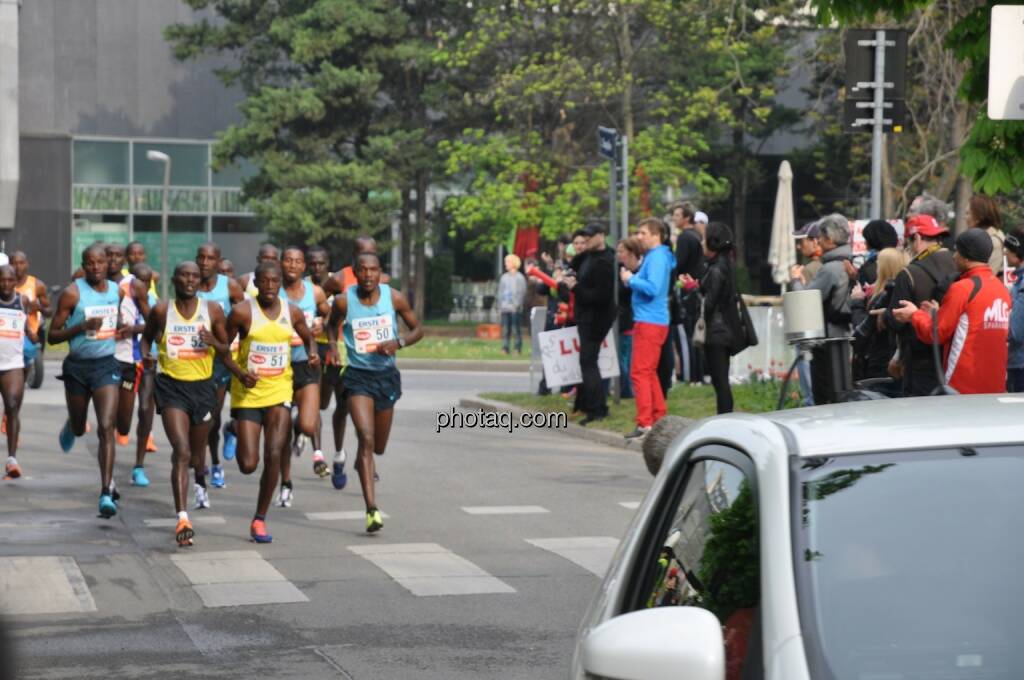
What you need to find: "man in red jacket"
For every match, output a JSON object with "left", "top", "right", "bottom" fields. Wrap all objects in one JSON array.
[{"left": 890, "top": 229, "right": 1010, "bottom": 394}]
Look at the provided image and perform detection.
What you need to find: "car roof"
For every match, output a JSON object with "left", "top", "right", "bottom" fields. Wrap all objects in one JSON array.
[{"left": 759, "top": 394, "right": 1024, "bottom": 457}]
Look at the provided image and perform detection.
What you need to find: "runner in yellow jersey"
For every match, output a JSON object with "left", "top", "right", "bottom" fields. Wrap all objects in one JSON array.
[
  {"left": 222, "top": 261, "right": 318, "bottom": 543},
  {"left": 141, "top": 262, "right": 229, "bottom": 547}
]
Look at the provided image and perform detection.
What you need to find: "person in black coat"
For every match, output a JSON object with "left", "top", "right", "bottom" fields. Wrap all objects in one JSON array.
[
  {"left": 685, "top": 222, "right": 742, "bottom": 415},
  {"left": 858, "top": 220, "right": 899, "bottom": 288},
  {"left": 560, "top": 223, "right": 616, "bottom": 424}
]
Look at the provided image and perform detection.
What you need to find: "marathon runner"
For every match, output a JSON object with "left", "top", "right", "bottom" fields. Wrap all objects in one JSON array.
[
  {"left": 305, "top": 245, "right": 343, "bottom": 483},
  {"left": 0, "top": 265, "right": 37, "bottom": 479},
  {"left": 219, "top": 259, "right": 236, "bottom": 279},
  {"left": 142, "top": 261, "right": 229, "bottom": 547},
  {"left": 327, "top": 251, "right": 422, "bottom": 533},
  {"left": 114, "top": 264, "right": 156, "bottom": 488},
  {"left": 277, "top": 246, "right": 329, "bottom": 507},
  {"left": 49, "top": 244, "right": 123, "bottom": 518},
  {"left": 106, "top": 243, "right": 126, "bottom": 285},
  {"left": 318, "top": 236, "right": 390, "bottom": 487},
  {"left": 125, "top": 241, "right": 159, "bottom": 295},
  {"left": 11, "top": 251, "right": 51, "bottom": 363},
  {"left": 195, "top": 243, "right": 245, "bottom": 492},
  {"left": 238, "top": 244, "right": 281, "bottom": 298},
  {"left": 223, "top": 261, "right": 318, "bottom": 543}
]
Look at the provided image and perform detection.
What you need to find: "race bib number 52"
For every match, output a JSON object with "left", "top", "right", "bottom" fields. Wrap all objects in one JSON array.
[
  {"left": 166, "top": 323, "right": 208, "bottom": 360},
  {"left": 352, "top": 314, "right": 394, "bottom": 354},
  {"left": 247, "top": 341, "right": 288, "bottom": 376},
  {"left": 85, "top": 305, "right": 118, "bottom": 340}
]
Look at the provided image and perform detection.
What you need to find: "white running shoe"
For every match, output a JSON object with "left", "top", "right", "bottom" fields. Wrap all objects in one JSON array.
[
  {"left": 291, "top": 435, "right": 308, "bottom": 458},
  {"left": 277, "top": 485, "right": 293, "bottom": 508},
  {"left": 194, "top": 483, "right": 211, "bottom": 509}
]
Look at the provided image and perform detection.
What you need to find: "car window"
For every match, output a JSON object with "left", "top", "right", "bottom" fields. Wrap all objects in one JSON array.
[{"left": 644, "top": 457, "right": 761, "bottom": 680}]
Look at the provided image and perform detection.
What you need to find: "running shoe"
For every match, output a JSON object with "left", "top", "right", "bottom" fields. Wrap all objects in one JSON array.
[
  {"left": 250, "top": 519, "right": 272, "bottom": 543},
  {"left": 277, "top": 485, "right": 293, "bottom": 508},
  {"left": 175, "top": 518, "right": 194, "bottom": 547},
  {"left": 366, "top": 508, "right": 383, "bottom": 533},
  {"left": 194, "top": 483, "right": 211, "bottom": 510},
  {"left": 331, "top": 461, "right": 347, "bottom": 490},
  {"left": 145, "top": 433, "right": 157, "bottom": 453},
  {"left": 312, "top": 453, "right": 329, "bottom": 478},
  {"left": 98, "top": 493, "right": 117, "bottom": 519},
  {"left": 131, "top": 466, "right": 150, "bottom": 487},
  {"left": 624, "top": 426, "right": 652, "bottom": 441},
  {"left": 222, "top": 423, "right": 237, "bottom": 460},
  {"left": 2, "top": 415, "right": 7, "bottom": 434},
  {"left": 291, "top": 435, "right": 308, "bottom": 458},
  {"left": 116, "top": 432, "right": 130, "bottom": 447},
  {"left": 4, "top": 457, "right": 21, "bottom": 480},
  {"left": 110, "top": 481, "right": 121, "bottom": 502},
  {"left": 59, "top": 420, "right": 75, "bottom": 453},
  {"left": 210, "top": 465, "right": 225, "bottom": 489}
]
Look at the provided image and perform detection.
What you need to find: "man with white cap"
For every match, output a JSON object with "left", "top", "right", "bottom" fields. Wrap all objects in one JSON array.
[
  {"left": 671, "top": 203, "right": 704, "bottom": 384},
  {"left": 693, "top": 211, "right": 709, "bottom": 239}
]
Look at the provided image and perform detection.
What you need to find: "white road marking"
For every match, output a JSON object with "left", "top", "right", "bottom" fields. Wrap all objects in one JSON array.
[
  {"left": 170, "top": 550, "right": 308, "bottom": 608},
  {"left": 618, "top": 501, "right": 641, "bottom": 510},
  {"left": 0, "top": 556, "right": 96, "bottom": 614},
  {"left": 144, "top": 516, "right": 226, "bottom": 528},
  {"left": 350, "top": 543, "right": 516, "bottom": 597},
  {"left": 525, "top": 537, "right": 620, "bottom": 577},
  {"left": 305, "top": 511, "right": 390, "bottom": 521},
  {"left": 461, "top": 505, "right": 549, "bottom": 515}
]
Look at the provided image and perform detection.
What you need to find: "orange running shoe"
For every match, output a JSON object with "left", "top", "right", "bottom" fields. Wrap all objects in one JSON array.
[
  {"left": 4, "top": 459, "right": 21, "bottom": 480},
  {"left": 146, "top": 433, "right": 157, "bottom": 452},
  {"left": 116, "top": 433, "right": 130, "bottom": 447},
  {"left": 1, "top": 415, "right": 6, "bottom": 434},
  {"left": 249, "top": 519, "right": 272, "bottom": 543},
  {"left": 175, "top": 518, "right": 194, "bottom": 547}
]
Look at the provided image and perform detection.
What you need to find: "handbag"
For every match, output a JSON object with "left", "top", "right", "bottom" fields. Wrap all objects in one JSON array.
[
  {"left": 693, "top": 297, "right": 707, "bottom": 348},
  {"left": 730, "top": 293, "right": 759, "bottom": 356}
]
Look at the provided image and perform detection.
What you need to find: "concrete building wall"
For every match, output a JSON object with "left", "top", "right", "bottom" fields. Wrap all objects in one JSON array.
[
  {"left": 13, "top": 134, "right": 72, "bottom": 285},
  {"left": 18, "top": 0, "right": 244, "bottom": 139}
]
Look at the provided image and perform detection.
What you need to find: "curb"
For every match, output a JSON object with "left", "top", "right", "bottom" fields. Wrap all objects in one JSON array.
[
  {"left": 399, "top": 358, "right": 530, "bottom": 373},
  {"left": 458, "top": 396, "right": 642, "bottom": 453}
]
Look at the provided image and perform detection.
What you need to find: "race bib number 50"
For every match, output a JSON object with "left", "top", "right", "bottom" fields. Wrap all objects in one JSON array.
[
  {"left": 85, "top": 305, "right": 118, "bottom": 340},
  {"left": 247, "top": 341, "right": 288, "bottom": 376},
  {"left": 352, "top": 314, "right": 394, "bottom": 354}
]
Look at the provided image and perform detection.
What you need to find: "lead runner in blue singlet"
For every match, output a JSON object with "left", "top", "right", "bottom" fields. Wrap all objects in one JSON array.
[
  {"left": 326, "top": 251, "right": 423, "bottom": 534},
  {"left": 49, "top": 244, "right": 125, "bottom": 518}
]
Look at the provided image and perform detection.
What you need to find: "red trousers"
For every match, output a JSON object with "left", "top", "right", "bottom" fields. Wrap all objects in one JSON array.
[{"left": 631, "top": 322, "right": 669, "bottom": 427}]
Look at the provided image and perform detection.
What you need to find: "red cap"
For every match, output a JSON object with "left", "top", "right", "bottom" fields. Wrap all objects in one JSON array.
[{"left": 906, "top": 214, "right": 948, "bottom": 238}]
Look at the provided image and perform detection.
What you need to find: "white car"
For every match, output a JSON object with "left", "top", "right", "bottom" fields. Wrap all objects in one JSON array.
[{"left": 572, "top": 395, "right": 1024, "bottom": 680}]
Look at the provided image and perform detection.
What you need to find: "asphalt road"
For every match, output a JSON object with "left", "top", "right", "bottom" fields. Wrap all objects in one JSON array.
[{"left": 0, "top": 361, "right": 652, "bottom": 680}]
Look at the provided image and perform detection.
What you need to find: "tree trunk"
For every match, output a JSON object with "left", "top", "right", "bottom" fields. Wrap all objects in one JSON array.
[
  {"left": 731, "top": 125, "right": 747, "bottom": 270},
  {"left": 413, "top": 171, "right": 428, "bottom": 321},
  {"left": 400, "top": 187, "right": 413, "bottom": 290},
  {"left": 882, "top": 135, "right": 896, "bottom": 219},
  {"left": 954, "top": 175, "right": 971, "bottom": 235}
]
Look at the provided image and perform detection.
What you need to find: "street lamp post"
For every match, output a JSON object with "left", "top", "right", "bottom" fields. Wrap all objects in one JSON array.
[{"left": 146, "top": 150, "right": 171, "bottom": 300}]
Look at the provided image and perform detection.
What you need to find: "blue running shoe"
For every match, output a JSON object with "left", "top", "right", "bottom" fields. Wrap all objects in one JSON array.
[
  {"left": 131, "top": 466, "right": 150, "bottom": 487},
  {"left": 59, "top": 420, "right": 75, "bottom": 453},
  {"left": 222, "top": 424, "right": 237, "bottom": 461},
  {"left": 98, "top": 494, "right": 117, "bottom": 518},
  {"left": 211, "top": 465, "right": 225, "bottom": 489},
  {"left": 331, "top": 461, "right": 347, "bottom": 490}
]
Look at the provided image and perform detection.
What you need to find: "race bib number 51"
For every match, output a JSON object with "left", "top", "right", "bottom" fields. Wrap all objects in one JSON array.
[
  {"left": 85, "top": 305, "right": 118, "bottom": 340},
  {"left": 247, "top": 341, "right": 288, "bottom": 376},
  {"left": 352, "top": 314, "right": 394, "bottom": 354}
]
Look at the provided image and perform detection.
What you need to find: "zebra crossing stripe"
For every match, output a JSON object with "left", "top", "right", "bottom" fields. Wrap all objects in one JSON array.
[
  {"left": 170, "top": 550, "right": 308, "bottom": 608},
  {"left": 0, "top": 556, "right": 96, "bottom": 614},
  {"left": 349, "top": 543, "right": 516, "bottom": 597},
  {"left": 525, "top": 537, "right": 620, "bottom": 577}
]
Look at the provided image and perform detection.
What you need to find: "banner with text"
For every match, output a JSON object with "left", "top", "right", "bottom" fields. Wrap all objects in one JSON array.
[{"left": 538, "top": 327, "right": 619, "bottom": 389}]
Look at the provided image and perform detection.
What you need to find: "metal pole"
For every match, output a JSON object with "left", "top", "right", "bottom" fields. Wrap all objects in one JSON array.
[
  {"left": 610, "top": 138, "right": 620, "bottom": 405},
  {"left": 870, "top": 29, "right": 886, "bottom": 220},
  {"left": 620, "top": 135, "right": 629, "bottom": 241},
  {"left": 160, "top": 159, "right": 170, "bottom": 300}
]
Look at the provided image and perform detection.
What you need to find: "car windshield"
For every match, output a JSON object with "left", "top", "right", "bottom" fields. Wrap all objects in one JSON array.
[{"left": 794, "top": 447, "right": 1024, "bottom": 680}]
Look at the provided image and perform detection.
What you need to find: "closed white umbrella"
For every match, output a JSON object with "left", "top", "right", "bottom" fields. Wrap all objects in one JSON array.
[{"left": 768, "top": 160, "right": 796, "bottom": 289}]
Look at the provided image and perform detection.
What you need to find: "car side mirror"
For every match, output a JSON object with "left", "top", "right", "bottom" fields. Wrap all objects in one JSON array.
[{"left": 581, "top": 606, "right": 724, "bottom": 680}]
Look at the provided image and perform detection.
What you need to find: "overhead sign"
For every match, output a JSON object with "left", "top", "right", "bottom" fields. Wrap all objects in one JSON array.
[
  {"left": 988, "top": 5, "right": 1024, "bottom": 120},
  {"left": 844, "top": 29, "right": 908, "bottom": 101},
  {"left": 538, "top": 327, "right": 619, "bottom": 389},
  {"left": 597, "top": 126, "right": 618, "bottom": 160}
]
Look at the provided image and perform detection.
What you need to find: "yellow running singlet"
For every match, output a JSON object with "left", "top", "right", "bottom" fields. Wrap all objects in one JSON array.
[
  {"left": 230, "top": 297, "right": 293, "bottom": 408},
  {"left": 158, "top": 299, "right": 214, "bottom": 381}
]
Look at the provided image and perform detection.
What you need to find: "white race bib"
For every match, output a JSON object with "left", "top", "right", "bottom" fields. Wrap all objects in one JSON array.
[
  {"left": 0, "top": 308, "right": 26, "bottom": 341},
  {"left": 165, "top": 322, "right": 208, "bottom": 361},
  {"left": 352, "top": 314, "right": 394, "bottom": 354},
  {"left": 85, "top": 305, "right": 118, "bottom": 340},
  {"left": 247, "top": 341, "right": 288, "bottom": 376}
]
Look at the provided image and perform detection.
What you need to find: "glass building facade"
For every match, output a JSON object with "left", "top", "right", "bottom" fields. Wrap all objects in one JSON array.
[{"left": 71, "top": 137, "right": 260, "bottom": 270}]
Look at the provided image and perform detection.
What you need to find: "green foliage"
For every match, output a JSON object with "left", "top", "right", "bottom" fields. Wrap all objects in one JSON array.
[
  {"left": 698, "top": 482, "right": 759, "bottom": 621},
  {"left": 426, "top": 252, "right": 455, "bottom": 319}
]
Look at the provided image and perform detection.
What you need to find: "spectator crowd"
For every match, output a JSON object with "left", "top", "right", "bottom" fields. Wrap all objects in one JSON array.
[{"left": 506, "top": 191, "right": 1021, "bottom": 439}]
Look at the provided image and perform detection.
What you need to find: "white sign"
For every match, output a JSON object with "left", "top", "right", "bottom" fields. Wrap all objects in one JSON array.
[
  {"left": 538, "top": 327, "right": 619, "bottom": 389},
  {"left": 849, "top": 219, "right": 905, "bottom": 257},
  {"left": 988, "top": 5, "right": 1024, "bottom": 120}
]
